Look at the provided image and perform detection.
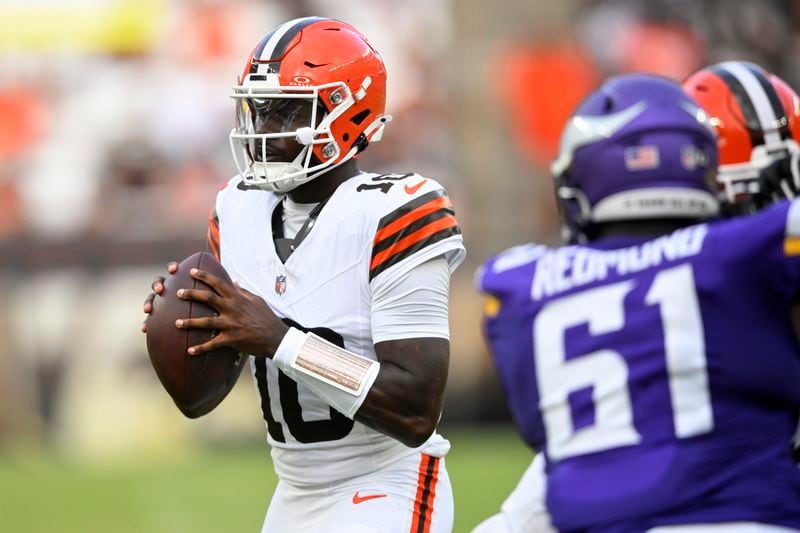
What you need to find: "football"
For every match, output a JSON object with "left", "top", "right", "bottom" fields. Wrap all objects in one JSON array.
[{"left": 146, "top": 251, "right": 247, "bottom": 418}]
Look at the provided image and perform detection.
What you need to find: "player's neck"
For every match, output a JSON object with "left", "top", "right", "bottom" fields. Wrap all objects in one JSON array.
[{"left": 289, "top": 160, "right": 360, "bottom": 203}]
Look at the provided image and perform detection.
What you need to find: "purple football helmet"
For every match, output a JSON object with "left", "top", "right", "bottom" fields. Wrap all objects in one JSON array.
[{"left": 551, "top": 74, "right": 720, "bottom": 243}]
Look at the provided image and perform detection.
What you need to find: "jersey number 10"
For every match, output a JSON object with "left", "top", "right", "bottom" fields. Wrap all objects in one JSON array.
[
  {"left": 254, "top": 321, "right": 354, "bottom": 443},
  {"left": 534, "top": 263, "right": 713, "bottom": 461}
]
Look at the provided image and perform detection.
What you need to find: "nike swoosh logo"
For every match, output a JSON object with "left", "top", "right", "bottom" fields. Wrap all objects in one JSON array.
[
  {"left": 404, "top": 179, "right": 427, "bottom": 194},
  {"left": 352, "top": 492, "right": 388, "bottom": 505}
]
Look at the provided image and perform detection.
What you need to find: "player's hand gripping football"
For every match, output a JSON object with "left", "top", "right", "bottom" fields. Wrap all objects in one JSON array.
[
  {"left": 142, "top": 263, "right": 288, "bottom": 357},
  {"left": 174, "top": 267, "right": 288, "bottom": 357},
  {"left": 141, "top": 262, "right": 178, "bottom": 333}
]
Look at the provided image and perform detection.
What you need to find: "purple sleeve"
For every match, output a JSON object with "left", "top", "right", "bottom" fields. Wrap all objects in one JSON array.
[
  {"left": 711, "top": 199, "right": 800, "bottom": 298},
  {"left": 477, "top": 247, "right": 548, "bottom": 450}
]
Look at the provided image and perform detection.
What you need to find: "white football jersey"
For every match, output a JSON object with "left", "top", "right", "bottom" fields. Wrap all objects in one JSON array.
[{"left": 208, "top": 171, "right": 465, "bottom": 487}]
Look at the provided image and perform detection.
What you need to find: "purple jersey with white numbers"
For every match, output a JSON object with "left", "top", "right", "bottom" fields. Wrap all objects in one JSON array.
[{"left": 478, "top": 199, "right": 800, "bottom": 532}]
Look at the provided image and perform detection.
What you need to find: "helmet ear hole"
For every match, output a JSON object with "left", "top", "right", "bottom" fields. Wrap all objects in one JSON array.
[{"left": 351, "top": 109, "right": 371, "bottom": 125}]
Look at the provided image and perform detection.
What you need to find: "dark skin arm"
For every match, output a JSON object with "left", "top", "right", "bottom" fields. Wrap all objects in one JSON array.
[
  {"left": 142, "top": 266, "right": 449, "bottom": 448},
  {"left": 358, "top": 337, "right": 449, "bottom": 447}
]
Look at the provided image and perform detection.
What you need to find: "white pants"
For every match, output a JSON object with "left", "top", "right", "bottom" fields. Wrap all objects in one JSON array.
[{"left": 261, "top": 453, "right": 454, "bottom": 533}]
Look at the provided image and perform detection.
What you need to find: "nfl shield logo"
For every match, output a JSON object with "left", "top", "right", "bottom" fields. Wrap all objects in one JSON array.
[
  {"left": 680, "top": 144, "right": 709, "bottom": 171},
  {"left": 274, "top": 275, "right": 287, "bottom": 295}
]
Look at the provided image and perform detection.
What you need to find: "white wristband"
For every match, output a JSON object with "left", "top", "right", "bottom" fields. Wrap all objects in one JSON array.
[
  {"left": 272, "top": 326, "right": 307, "bottom": 364},
  {"left": 272, "top": 327, "right": 380, "bottom": 419}
]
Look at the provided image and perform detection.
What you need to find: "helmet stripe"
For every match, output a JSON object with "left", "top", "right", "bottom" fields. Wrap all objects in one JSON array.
[
  {"left": 709, "top": 65, "right": 762, "bottom": 149},
  {"left": 254, "top": 17, "right": 327, "bottom": 75},
  {"left": 248, "top": 26, "right": 283, "bottom": 74},
  {"left": 251, "top": 32, "right": 277, "bottom": 68},
  {"left": 744, "top": 63, "right": 792, "bottom": 141},
  {"left": 716, "top": 62, "right": 783, "bottom": 148}
]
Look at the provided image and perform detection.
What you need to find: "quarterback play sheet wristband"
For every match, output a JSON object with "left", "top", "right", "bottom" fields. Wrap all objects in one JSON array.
[{"left": 272, "top": 327, "right": 380, "bottom": 418}]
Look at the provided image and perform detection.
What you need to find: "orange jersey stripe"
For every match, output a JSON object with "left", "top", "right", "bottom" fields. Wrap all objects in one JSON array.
[
  {"left": 410, "top": 455, "right": 431, "bottom": 533},
  {"left": 209, "top": 219, "right": 220, "bottom": 244},
  {"left": 208, "top": 209, "right": 221, "bottom": 261},
  {"left": 374, "top": 196, "right": 452, "bottom": 246},
  {"left": 409, "top": 455, "right": 439, "bottom": 533},
  {"left": 371, "top": 215, "right": 457, "bottom": 272},
  {"left": 207, "top": 229, "right": 220, "bottom": 261},
  {"left": 422, "top": 458, "right": 439, "bottom": 533},
  {"left": 209, "top": 223, "right": 220, "bottom": 246}
]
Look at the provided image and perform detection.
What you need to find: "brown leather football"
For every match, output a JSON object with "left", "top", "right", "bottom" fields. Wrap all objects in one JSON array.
[{"left": 146, "top": 251, "right": 247, "bottom": 418}]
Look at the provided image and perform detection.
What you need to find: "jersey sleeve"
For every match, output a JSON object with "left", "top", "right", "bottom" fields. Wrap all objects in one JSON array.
[
  {"left": 476, "top": 244, "right": 547, "bottom": 297},
  {"left": 368, "top": 176, "right": 465, "bottom": 285},
  {"left": 207, "top": 207, "right": 220, "bottom": 261},
  {"left": 371, "top": 257, "right": 452, "bottom": 342},
  {"left": 207, "top": 175, "right": 243, "bottom": 264},
  {"left": 715, "top": 198, "right": 800, "bottom": 297},
  {"left": 476, "top": 244, "right": 547, "bottom": 345},
  {"left": 779, "top": 199, "right": 800, "bottom": 292},
  {"left": 476, "top": 244, "right": 549, "bottom": 450}
]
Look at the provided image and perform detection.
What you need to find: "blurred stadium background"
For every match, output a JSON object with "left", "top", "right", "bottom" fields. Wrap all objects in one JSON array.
[{"left": 0, "top": 0, "right": 796, "bottom": 530}]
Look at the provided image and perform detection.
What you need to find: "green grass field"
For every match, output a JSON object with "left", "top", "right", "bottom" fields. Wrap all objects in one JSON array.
[{"left": 1, "top": 425, "right": 533, "bottom": 533}]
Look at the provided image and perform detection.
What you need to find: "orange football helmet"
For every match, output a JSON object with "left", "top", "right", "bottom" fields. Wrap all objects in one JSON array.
[
  {"left": 683, "top": 61, "right": 800, "bottom": 204},
  {"left": 230, "top": 17, "right": 391, "bottom": 192}
]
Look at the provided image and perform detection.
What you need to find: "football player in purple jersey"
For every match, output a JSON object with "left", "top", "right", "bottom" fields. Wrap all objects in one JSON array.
[
  {"left": 684, "top": 61, "right": 800, "bottom": 465},
  {"left": 475, "top": 74, "right": 800, "bottom": 532}
]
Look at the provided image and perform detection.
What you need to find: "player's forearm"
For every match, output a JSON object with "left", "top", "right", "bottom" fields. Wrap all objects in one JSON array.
[
  {"left": 271, "top": 329, "right": 449, "bottom": 447},
  {"left": 355, "top": 360, "right": 447, "bottom": 447}
]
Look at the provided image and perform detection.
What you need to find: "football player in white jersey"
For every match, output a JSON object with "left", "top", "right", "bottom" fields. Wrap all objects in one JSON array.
[{"left": 142, "top": 17, "right": 464, "bottom": 533}]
